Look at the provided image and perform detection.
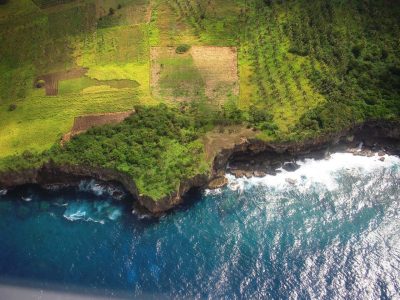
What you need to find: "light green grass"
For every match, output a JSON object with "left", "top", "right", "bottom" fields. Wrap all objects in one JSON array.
[
  {"left": 0, "top": 88, "right": 139, "bottom": 158},
  {"left": 156, "top": 54, "right": 205, "bottom": 100}
]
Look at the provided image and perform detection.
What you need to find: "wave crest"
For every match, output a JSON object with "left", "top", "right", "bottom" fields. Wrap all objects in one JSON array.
[
  {"left": 63, "top": 200, "right": 123, "bottom": 224},
  {"left": 226, "top": 152, "right": 400, "bottom": 192},
  {"left": 78, "top": 180, "right": 125, "bottom": 200}
]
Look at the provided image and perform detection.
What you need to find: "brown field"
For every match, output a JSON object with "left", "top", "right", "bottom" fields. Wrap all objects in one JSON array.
[
  {"left": 62, "top": 110, "right": 134, "bottom": 143},
  {"left": 36, "top": 68, "right": 88, "bottom": 96},
  {"left": 150, "top": 46, "right": 238, "bottom": 105},
  {"left": 191, "top": 46, "right": 239, "bottom": 105}
]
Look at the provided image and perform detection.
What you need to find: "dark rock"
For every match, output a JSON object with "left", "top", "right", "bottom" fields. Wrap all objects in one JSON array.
[
  {"left": 244, "top": 171, "right": 253, "bottom": 178},
  {"left": 207, "top": 176, "right": 228, "bottom": 189},
  {"left": 230, "top": 170, "right": 246, "bottom": 178},
  {"left": 253, "top": 171, "right": 266, "bottom": 177},
  {"left": 282, "top": 162, "right": 299, "bottom": 172}
]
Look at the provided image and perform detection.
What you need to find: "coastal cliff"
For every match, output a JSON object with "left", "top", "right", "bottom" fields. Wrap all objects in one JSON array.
[{"left": 0, "top": 120, "right": 399, "bottom": 214}]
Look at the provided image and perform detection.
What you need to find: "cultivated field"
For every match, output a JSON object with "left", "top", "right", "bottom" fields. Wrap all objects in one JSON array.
[
  {"left": 62, "top": 110, "right": 134, "bottom": 143},
  {"left": 2, "top": 0, "right": 395, "bottom": 160},
  {"left": 0, "top": 0, "right": 154, "bottom": 158},
  {"left": 150, "top": 46, "right": 238, "bottom": 106}
]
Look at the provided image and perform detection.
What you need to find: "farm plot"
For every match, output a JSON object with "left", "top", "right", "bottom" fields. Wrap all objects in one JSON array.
[
  {"left": 62, "top": 110, "right": 134, "bottom": 143},
  {"left": 95, "top": 0, "right": 151, "bottom": 26},
  {"left": 149, "top": 0, "right": 200, "bottom": 46},
  {"left": 150, "top": 46, "right": 238, "bottom": 106},
  {"left": 36, "top": 68, "right": 88, "bottom": 96}
]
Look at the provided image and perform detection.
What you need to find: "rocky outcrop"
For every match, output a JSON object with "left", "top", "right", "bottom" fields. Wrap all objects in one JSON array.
[
  {"left": 0, "top": 162, "right": 209, "bottom": 215},
  {"left": 0, "top": 120, "right": 399, "bottom": 214},
  {"left": 207, "top": 176, "right": 229, "bottom": 189},
  {"left": 221, "top": 120, "right": 400, "bottom": 177}
]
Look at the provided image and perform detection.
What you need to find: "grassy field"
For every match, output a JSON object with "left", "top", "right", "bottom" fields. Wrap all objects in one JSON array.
[{"left": 0, "top": 0, "right": 154, "bottom": 158}]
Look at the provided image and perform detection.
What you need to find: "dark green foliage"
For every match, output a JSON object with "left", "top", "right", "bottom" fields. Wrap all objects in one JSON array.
[
  {"left": 0, "top": 0, "right": 8, "bottom": 5},
  {"left": 220, "top": 99, "right": 245, "bottom": 125},
  {"left": 48, "top": 105, "right": 209, "bottom": 199},
  {"left": 259, "top": 0, "right": 400, "bottom": 137},
  {"left": 8, "top": 103, "right": 16, "bottom": 111},
  {"left": 175, "top": 44, "right": 191, "bottom": 54},
  {"left": 109, "top": 8, "right": 115, "bottom": 16},
  {"left": 248, "top": 105, "right": 277, "bottom": 132}
]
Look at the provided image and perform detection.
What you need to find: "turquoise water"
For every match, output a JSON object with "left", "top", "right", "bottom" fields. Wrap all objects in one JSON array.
[{"left": 0, "top": 153, "right": 399, "bottom": 299}]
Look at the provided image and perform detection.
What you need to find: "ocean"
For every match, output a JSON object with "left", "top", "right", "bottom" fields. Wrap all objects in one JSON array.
[{"left": 0, "top": 152, "right": 399, "bottom": 299}]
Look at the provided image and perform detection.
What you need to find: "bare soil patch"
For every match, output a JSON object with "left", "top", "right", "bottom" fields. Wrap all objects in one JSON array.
[
  {"left": 191, "top": 46, "right": 239, "bottom": 105},
  {"left": 62, "top": 110, "right": 134, "bottom": 144},
  {"left": 203, "top": 126, "right": 257, "bottom": 162},
  {"left": 37, "top": 68, "right": 88, "bottom": 96}
]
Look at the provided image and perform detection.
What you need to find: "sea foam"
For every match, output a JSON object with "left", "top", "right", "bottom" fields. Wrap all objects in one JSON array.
[
  {"left": 78, "top": 180, "right": 125, "bottom": 200},
  {"left": 63, "top": 200, "right": 122, "bottom": 224},
  {"left": 226, "top": 152, "right": 400, "bottom": 192}
]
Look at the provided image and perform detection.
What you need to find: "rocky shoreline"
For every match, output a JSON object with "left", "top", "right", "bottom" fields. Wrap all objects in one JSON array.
[{"left": 0, "top": 120, "right": 399, "bottom": 215}]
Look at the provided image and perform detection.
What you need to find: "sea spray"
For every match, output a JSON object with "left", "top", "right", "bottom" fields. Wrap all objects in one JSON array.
[
  {"left": 63, "top": 199, "right": 123, "bottom": 224},
  {"left": 78, "top": 180, "right": 126, "bottom": 200},
  {"left": 225, "top": 152, "right": 400, "bottom": 192}
]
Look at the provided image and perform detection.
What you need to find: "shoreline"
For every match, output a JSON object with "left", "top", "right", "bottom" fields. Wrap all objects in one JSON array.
[{"left": 0, "top": 120, "right": 399, "bottom": 215}]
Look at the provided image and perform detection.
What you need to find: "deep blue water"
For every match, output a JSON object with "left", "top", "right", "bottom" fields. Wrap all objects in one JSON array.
[{"left": 0, "top": 153, "right": 400, "bottom": 299}]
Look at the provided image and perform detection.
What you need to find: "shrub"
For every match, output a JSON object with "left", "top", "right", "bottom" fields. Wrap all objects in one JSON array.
[
  {"left": 109, "top": 7, "right": 115, "bottom": 15},
  {"left": 352, "top": 45, "right": 363, "bottom": 58},
  {"left": 8, "top": 104, "right": 17, "bottom": 111},
  {"left": 288, "top": 47, "right": 309, "bottom": 57},
  {"left": 35, "top": 79, "right": 45, "bottom": 88},
  {"left": 176, "top": 44, "right": 191, "bottom": 54}
]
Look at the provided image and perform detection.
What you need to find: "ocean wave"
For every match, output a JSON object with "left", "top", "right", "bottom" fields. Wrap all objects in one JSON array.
[
  {"left": 63, "top": 200, "right": 122, "bottom": 224},
  {"left": 78, "top": 180, "right": 126, "bottom": 200},
  {"left": 21, "top": 196, "right": 33, "bottom": 202},
  {"left": 204, "top": 188, "right": 223, "bottom": 196},
  {"left": 226, "top": 152, "right": 400, "bottom": 192},
  {"left": 132, "top": 209, "right": 152, "bottom": 220}
]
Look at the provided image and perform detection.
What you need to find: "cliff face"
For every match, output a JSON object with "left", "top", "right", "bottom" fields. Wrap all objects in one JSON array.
[
  {"left": 0, "top": 162, "right": 210, "bottom": 214},
  {"left": 0, "top": 120, "right": 399, "bottom": 214}
]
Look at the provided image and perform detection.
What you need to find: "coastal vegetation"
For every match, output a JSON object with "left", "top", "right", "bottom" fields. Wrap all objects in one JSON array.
[{"left": 0, "top": 0, "right": 399, "bottom": 201}]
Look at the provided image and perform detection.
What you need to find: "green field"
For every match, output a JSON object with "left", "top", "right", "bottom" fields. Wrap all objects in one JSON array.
[{"left": 1, "top": 0, "right": 399, "bottom": 200}]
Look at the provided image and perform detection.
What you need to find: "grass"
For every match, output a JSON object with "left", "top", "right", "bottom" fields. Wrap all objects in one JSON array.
[
  {"left": 0, "top": 1, "right": 157, "bottom": 158},
  {"left": 0, "top": 88, "right": 140, "bottom": 158},
  {"left": 151, "top": 0, "right": 201, "bottom": 46},
  {"left": 159, "top": 56, "right": 205, "bottom": 98}
]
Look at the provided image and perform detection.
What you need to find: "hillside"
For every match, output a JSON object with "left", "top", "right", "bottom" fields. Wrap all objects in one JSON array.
[{"left": 0, "top": 0, "right": 399, "bottom": 202}]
